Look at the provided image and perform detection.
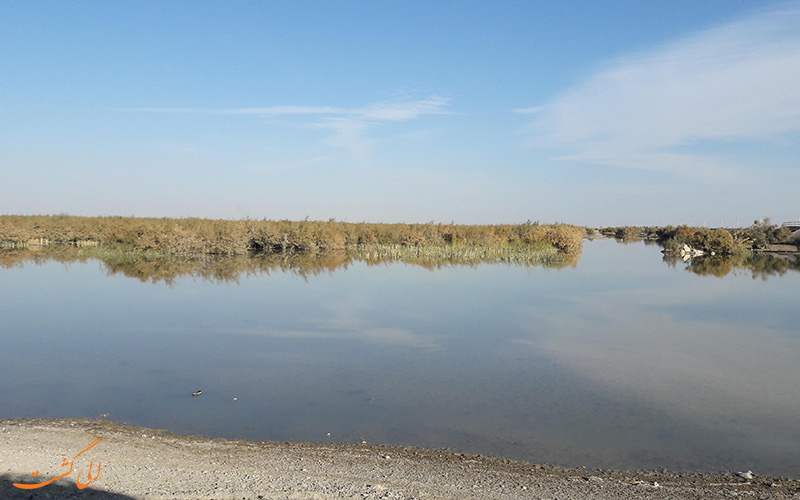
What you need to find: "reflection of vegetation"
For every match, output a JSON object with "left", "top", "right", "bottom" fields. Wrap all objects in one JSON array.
[
  {"left": 658, "top": 222, "right": 799, "bottom": 278},
  {"left": 663, "top": 251, "right": 800, "bottom": 279},
  {"left": 746, "top": 253, "right": 800, "bottom": 280},
  {"left": 0, "top": 246, "right": 358, "bottom": 284},
  {"left": 683, "top": 255, "right": 743, "bottom": 278},
  {"left": 351, "top": 242, "right": 579, "bottom": 268},
  {"left": 1, "top": 240, "right": 577, "bottom": 285},
  {"left": 0, "top": 216, "right": 584, "bottom": 281},
  {"left": 0, "top": 215, "right": 583, "bottom": 281}
]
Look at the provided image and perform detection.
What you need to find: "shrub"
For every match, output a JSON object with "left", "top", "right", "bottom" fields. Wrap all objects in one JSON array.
[
  {"left": 659, "top": 226, "right": 748, "bottom": 255},
  {"left": 733, "top": 222, "right": 794, "bottom": 248},
  {"left": 0, "top": 216, "right": 584, "bottom": 257},
  {"left": 614, "top": 226, "right": 641, "bottom": 240},
  {"left": 691, "top": 228, "right": 745, "bottom": 255}
]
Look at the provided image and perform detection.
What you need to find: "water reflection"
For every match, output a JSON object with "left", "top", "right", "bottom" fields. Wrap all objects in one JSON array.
[
  {"left": 0, "top": 246, "right": 354, "bottom": 284},
  {"left": 663, "top": 251, "right": 800, "bottom": 279},
  {"left": 0, "top": 244, "right": 579, "bottom": 284},
  {"left": 2, "top": 239, "right": 799, "bottom": 477}
]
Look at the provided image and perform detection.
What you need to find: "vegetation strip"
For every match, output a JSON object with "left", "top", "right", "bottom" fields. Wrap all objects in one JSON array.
[
  {"left": 589, "top": 222, "right": 799, "bottom": 255},
  {"left": 0, "top": 215, "right": 583, "bottom": 270}
]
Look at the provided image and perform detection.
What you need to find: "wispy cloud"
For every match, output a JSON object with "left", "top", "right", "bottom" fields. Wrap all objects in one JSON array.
[
  {"left": 312, "top": 117, "right": 373, "bottom": 158},
  {"left": 132, "top": 105, "right": 347, "bottom": 115},
  {"left": 133, "top": 96, "right": 449, "bottom": 157},
  {"left": 519, "top": 2, "right": 800, "bottom": 181}
]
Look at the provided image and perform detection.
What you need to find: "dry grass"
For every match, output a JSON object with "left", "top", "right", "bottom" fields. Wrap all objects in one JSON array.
[
  {"left": 0, "top": 216, "right": 584, "bottom": 281},
  {"left": 0, "top": 215, "right": 583, "bottom": 257}
]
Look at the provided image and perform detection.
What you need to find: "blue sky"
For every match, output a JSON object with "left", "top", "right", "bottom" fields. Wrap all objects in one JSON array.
[{"left": 1, "top": 1, "right": 799, "bottom": 226}]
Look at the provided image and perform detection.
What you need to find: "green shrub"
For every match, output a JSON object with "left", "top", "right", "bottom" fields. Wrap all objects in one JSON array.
[
  {"left": 735, "top": 223, "right": 793, "bottom": 248},
  {"left": 658, "top": 226, "right": 748, "bottom": 255}
]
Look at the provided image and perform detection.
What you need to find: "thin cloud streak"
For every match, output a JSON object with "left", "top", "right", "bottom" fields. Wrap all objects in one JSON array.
[
  {"left": 132, "top": 96, "right": 449, "bottom": 156},
  {"left": 131, "top": 97, "right": 450, "bottom": 120},
  {"left": 131, "top": 105, "right": 347, "bottom": 115},
  {"left": 520, "top": 2, "right": 800, "bottom": 180}
]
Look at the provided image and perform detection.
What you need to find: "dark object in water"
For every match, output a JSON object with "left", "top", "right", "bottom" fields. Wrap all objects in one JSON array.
[{"left": 192, "top": 390, "right": 202, "bottom": 397}]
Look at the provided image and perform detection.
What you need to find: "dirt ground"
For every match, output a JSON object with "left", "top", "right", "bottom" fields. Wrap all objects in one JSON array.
[{"left": 1, "top": 419, "right": 798, "bottom": 500}]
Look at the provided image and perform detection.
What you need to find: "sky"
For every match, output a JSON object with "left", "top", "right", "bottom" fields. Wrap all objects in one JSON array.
[{"left": 1, "top": 1, "right": 799, "bottom": 227}]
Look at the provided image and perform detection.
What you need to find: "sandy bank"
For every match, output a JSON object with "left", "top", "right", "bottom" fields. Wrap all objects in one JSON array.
[{"left": 1, "top": 419, "right": 797, "bottom": 499}]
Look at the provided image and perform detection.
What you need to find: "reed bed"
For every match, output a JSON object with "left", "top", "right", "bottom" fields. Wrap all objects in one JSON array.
[
  {"left": 1, "top": 216, "right": 584, "bottom": 281},
  {"left": 0, "top": 215, "right": 583, "bottom": 258}
]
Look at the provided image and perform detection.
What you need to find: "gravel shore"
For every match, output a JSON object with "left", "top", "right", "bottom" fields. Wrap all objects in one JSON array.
[{"left": 1, "top": 419, "right": 798, "bottom": 499}]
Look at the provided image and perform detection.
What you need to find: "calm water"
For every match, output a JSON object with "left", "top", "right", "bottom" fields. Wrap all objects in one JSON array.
[{"left": 2, "top": 239, "right": 799, "bottom": 477}]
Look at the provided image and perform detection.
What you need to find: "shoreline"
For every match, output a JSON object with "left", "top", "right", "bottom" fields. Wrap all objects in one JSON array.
[{"left": 1, "top": 419, "right": 798, "bottom": 499}]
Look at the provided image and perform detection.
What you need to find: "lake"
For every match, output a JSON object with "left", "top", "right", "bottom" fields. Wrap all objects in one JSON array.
[{"left": 2, "top": 239, "right": 799, "bottom": 477}]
